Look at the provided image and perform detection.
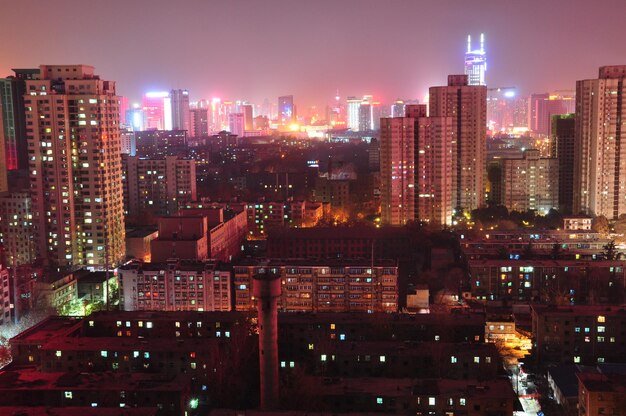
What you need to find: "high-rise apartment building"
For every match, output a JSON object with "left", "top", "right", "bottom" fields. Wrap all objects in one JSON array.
[
  {"left": 278, "top": 95, "right": 294, "bottom": 125},
  {"left": 429, "top": 74, "right": 487, "bottom": 212},
  {"left": 464, "top": 34, "right": 487, "bottom": 86},
  {"left": 121, "top": 155, "right": 196, "bottom": 218},
  {"left": 0, "top": 68, "right": 40, "bottom": 171},
  {"left": 346, "top": 96, "right": 361, "bottom": 131},
  {"left": 228, "top": 113, "right": 245, "bottom": 137},
  {"left": 552, "top": 114, "right": 575, "bottom": 214},
  {"left": 170, "top": 89, "right": 190, "bottom": 132},
  {"left": 574, "top": 66, "right": 626, "bottom": 219},
  {"left": 358, "top": 99, "right": 372, "bottom": 131},
  {"left": 380, "top": 117, "right": 416, "bottom": 225},
  {"left": 501, "top": 149, "right": 559, "bottom": 214},
  {"left": 25, "top": 65, "right": 125, "bottom": 268}
]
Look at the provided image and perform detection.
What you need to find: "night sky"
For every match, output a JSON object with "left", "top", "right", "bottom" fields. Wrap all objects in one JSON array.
[{"left": 2, "top": 0, "right": 626, "bottom": 107}]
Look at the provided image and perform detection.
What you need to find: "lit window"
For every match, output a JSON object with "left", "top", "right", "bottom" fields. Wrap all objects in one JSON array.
[
  {"left": 598, "top": 326, "right": 605, "bottom": 333},
  {"left": 281, "top": 361, "right": 286, "bottom": 368},
  {"left": 376, "top": 397, "right": 383, "bottom": 405},
  {"left": 598, "top": 315, "right": 606, "bottom": 323},
  {"left": 380, "top": 355, "right": 386, "bottom": 363},
  {"left": 56, "top": 351, "right": 62, "bottom": 358},
  {"left": 101, "top": 351, "right": 108, "bottom": 358},
  {"left": 474, "top": 356, "right": 480, "bottom": 363},
  {"left": 429, "top": 397, "right": 436, "bottom": 406},
  {"left": 321, "top": 354, "right": 327, "bottom": 362},
  {"left": 574, "top": 356, "right": 581, "bottom": 363},
  {"left": 146, "top": 322, "right": 153, "bottom": 329},
  {"left": 486, "top": 356, "right": 491, "bottom": 364},
  {"left": 88, "top": 321, "right": 94, "bottom": 327},
  {"left": 65, "top": 391, "right": 73, "bottom": 399},
  {"left": 451, "top": 356, "right": 457, "bottom": 363},
  {"left": 330, "top": 323, "right": 335, "bottom": 330},
  {"left": 290, "top": 361, "right": 295, "bottom": 368},
  {"left": 459, "top": 398, "right": 466, "bottom": 406}
]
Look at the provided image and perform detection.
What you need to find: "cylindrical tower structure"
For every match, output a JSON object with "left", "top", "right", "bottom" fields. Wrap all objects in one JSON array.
[{"left": 253, "top": 267, "right": 281, "bottom": 409}]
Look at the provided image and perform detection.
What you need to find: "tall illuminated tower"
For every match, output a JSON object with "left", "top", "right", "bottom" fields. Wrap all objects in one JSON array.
[
  {"left": 464, "top": 33, "right": 487, "bottom": 86},
  {"left": 26, "top": 65, "right": 125, "bottom": 268},
  {"left": 574, "top": 66, "right": 626, "bottom": 219}
]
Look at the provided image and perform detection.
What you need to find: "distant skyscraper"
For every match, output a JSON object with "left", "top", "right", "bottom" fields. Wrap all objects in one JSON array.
[
  {"left": 242, "top": 104, "right": 254, "bottom": 131},
  {"left": 429, "top": 75, "right": 487, "bottom": 212},
  {"left": 278, "top": 95, "right": 294, "bottom": 125},
  {"left": 391, "top": 100, "right": 405, "bottom": 118},
  {"left": 0, "top": 68, "right": 40, "bottom": 170},
  {"left": 528, "top": 92, "right": 575, "bottom": 136},
  {"left": 574, "top": 66, "right": 626, "bottom": 219},
  {"left": 346, "top": 96, "right": 361, "bottom": 131},
  {"left": 26, "top": 65, "right": 125, "bottom": 268},
  {"left": 125, "top": 107, "right": 145, "bottom": 131},
  {"left": 190, "top": 107, "right": 209, "bottom": 137},
  {"left": 464, "top": 33, "right": 487, "bottom": 86},
  {"left": 170, "top": 89, "right": 190, "bottom": 132},
  {"left": 143, "top": 91, "right": 169, "bottom": 130},
  {"left": 229, "top": 113, "right": 245, "bottom": 137},
  {"left": 358, "top": 99, "right": 372, "bottom": 131}
]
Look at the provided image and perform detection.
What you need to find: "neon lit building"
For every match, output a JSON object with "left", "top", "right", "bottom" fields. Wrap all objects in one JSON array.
[
  {"left": 464, "top": 33, "right": 487, "bottom": 86},
  {"left": 142, "top": 91, "right": 169, "bottom": 130},
  {"left": 278, "top": 95, "right": 294, "bottom": 125}
]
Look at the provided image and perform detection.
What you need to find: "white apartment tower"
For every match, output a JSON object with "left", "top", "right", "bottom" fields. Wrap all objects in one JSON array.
[
  {"left": 574, "top": 66, "right": 626, "bottom": 219},
  {"left": 25, "top": 65, "right": 125, "bottom": 268},
  {"left": 429, "top": 75, "right": 487, "bottom": 212}
]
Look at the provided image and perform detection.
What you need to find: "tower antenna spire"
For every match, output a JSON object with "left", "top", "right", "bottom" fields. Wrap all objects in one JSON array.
[
  {"left": 467, "top": 35, "right": 471, "bottom": 53},
  {"left": 480, "top": 33, "right": 485, "bottom": 53}
]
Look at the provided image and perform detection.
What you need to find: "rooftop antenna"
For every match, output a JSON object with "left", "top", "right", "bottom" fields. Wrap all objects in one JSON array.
[
  {"left": 480, "top": 33, "right": 485, "bottom": 53},
  {"left": 467, "top": 35, "right": 471, "bottom": 53}
]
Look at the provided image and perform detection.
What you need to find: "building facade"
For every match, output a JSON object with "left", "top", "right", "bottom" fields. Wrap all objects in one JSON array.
[
  {"left": 501, "top": 149, "right": 559, "bottom": 214},
  {"left": 119, "top": 260, "right": 231, "bottom": 312},
  {"left": 121, "top": 155, "right": 196, "bottom": 218},
  {"left": 233, "top": 260, "right": 398, "bottom": 313},
  {"left": 574, "top": 66, "right": 626, "bottom": 219},
  {"left": 26, "top": 65, "right": 125, "bottom": 268},
  {"left": 0, "top": 191, "right": 36, "bottom": 266}
]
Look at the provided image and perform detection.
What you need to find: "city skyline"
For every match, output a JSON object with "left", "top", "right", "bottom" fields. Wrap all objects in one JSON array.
[{"left": 2, "top": 0, "right": 626, "bottom": 108}]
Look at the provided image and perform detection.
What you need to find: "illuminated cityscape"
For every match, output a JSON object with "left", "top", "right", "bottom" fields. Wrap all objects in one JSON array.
[{"left": 0, "top": 1, "right": 626, "bottom": 416}]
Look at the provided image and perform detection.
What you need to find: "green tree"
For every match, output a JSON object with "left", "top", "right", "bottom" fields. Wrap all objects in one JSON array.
[
  {"left": 601, "top": 240, "right": 619, "bottom": 261},
  {"left": 592, "top": 215, "right": 609, "bottom": 234}
]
